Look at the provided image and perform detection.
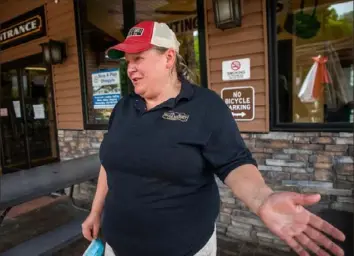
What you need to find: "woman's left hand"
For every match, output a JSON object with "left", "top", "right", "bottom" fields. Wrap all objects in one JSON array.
[{"left": 258, "top": 192, "right": 345, "bottom": 256}]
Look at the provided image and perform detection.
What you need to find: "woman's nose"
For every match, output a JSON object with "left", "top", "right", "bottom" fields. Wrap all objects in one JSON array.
[{"left": 127, "top": 63, "right": 137, "bottom": 75}]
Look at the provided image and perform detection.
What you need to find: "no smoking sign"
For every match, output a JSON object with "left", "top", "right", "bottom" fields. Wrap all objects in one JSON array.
[
  {"left": 222, "top": 58, "right": 250, "bottom": 81},
  {"left": 231, "top": 61, "right": 241, "bottom": 71}
]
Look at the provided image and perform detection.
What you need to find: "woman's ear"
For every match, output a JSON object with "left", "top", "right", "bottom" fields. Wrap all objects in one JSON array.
[{"left": 165, "top": 49, "right": 177, "bottom": 69}]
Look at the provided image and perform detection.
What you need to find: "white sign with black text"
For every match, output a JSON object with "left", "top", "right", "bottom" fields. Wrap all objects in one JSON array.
[{"left": 222, "top": 58, "right": 251, "bottom": 81}]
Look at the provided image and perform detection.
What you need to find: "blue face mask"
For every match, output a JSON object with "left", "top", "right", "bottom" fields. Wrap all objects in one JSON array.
[{"left": 83, "top": 239, "right": 105, "bottom": 256}]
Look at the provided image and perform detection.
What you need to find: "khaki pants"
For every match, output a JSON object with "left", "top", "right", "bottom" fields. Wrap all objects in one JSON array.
[{"left": 104, "top": 227, "right": 217, "bottom": 256}]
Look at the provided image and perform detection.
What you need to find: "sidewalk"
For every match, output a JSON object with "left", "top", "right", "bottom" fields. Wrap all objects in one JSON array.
[
  {"left": 0, "top": 195, "right": 85, "bottom": 254},
  {"left": 54, "top": 237, "right": 295, "bottom": 256},
  {"left": 0, "top": 197, "right": 294, "bottom": 256}
]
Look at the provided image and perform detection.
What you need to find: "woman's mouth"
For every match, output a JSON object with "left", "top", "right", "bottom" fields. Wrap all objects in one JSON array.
[{"left": 132, "top": 77, "right": 141, "bottom": 84}]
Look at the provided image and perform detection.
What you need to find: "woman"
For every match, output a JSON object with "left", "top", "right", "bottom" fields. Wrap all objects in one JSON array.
[{"left": 82, "top": 21, "right": 345, "bottom": 256}]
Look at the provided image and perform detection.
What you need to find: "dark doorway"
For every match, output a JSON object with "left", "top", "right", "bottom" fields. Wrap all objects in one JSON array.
[
  {"left": 0, "top": 54, "right": 59, "bottom": 174},
  {"left": 277, "top": 39, "right": 293, "bottom": 123}
]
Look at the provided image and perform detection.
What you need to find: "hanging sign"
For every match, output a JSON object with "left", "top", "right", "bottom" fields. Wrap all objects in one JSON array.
[
  {"left": 92, "top": 68, "right": 121, "bottom": 109},
  {"left": 167, "top": 16, "right": 198, "bottom": 34},
  {"left": 0, "top": 6, "right": 46, "bottom": 50},
  {"left": 222, "top": 58, "right": 251, "bottom": 81},
  {"left": 221, "top": 86, "right": 255, "bottom": 121}
]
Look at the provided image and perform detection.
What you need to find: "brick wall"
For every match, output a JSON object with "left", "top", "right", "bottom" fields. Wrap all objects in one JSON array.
[{"left": 58, "top": 130, "right": 354, "bottom": 251}]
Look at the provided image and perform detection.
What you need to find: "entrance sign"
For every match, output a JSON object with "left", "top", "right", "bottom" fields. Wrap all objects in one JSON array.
[
  {"left": 221, "top": 86, "right": 255, "bottom": 121},
  {"left": 92, "top": 69, "right": 121, "bottom": 109},
  {"left": 222, "top": 58, "right": 250, "bottom": 81},
  {"left": 0, "top": 6, "right": 46, "bottom": 50}
]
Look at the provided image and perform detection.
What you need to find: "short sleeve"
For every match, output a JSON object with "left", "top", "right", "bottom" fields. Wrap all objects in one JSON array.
[{"left": 202, "top": 93, "right": 257, "bottom": 182}]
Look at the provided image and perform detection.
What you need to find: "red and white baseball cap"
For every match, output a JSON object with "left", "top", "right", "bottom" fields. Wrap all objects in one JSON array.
[{"left": 106, "top": 20, "right": 180, "bottom": 59}]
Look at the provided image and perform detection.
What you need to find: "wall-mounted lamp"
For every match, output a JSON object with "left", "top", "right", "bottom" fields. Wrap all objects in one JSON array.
[
  {"left": 40, "top": 39, "right": 67, "bottom": 65},
  {"left": 212, "top": 0, "right": 242, "bottom": 30}
]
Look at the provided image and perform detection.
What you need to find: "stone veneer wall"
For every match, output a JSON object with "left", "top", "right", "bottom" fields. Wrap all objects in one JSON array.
[
  {"left": 58, "top": 130, "right": 354, "bottom": 252},
  {"left": 58, "top": 130, "right": 105, "bottom": 160},
  {"left": 217, "top": 132, "right": 353, "bottom": 252}
]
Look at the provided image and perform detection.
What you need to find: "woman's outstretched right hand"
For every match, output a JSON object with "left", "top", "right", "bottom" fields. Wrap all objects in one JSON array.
[{"left": 82, "top": 211, "right": 101, "bottom": 241}]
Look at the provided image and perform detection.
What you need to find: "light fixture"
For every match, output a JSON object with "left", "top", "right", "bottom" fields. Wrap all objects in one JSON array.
[
  {"left": 40, "top": 40, "right": 67, "bottom": 65},
  {"left": 24, "top": 67, "right": 47, "bottom": 71},
  {"left": 212, "top": 0, "right": 242, "bottom": 30}
]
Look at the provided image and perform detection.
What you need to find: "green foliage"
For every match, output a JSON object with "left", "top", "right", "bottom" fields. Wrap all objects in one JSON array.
[
  {"left": 193, "top": 32, "right": 201, "bottom": 84},
  {"left": 297, "top": 6, "right": 353, "bottom": 45},
  {"left": 119, "top": 60, "right": 132, "bottom": 97},
  {"left": 322, "top": 7, "right": 353, "bottom": 39}
]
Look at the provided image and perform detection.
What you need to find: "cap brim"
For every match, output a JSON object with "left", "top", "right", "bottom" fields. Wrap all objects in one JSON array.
[{"left": 106, "top": 41, "right": 153, "bottom": 60}]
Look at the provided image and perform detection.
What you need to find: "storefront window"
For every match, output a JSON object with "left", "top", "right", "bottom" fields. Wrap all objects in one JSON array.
[
  {"left": 275, "top": 0, "right": 353, "bottom": 127},
  {"left": 76, "top": 0, "right": 131, "bottom": 127},
  {"left": 136, "top": 0, "right": 201, "bottom": 84},
  {"left": 76, "top": 0, "right": 205, "bottom": 129}
]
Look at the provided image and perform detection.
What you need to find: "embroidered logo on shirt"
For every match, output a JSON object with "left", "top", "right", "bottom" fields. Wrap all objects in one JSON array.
[{"left": 162, "top": 111, "right": 189, "bottom": 122}]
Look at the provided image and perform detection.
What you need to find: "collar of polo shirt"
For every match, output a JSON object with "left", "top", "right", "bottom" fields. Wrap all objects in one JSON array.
[{"left": 132, "top": 77, "right": 194, "bottom": 112}]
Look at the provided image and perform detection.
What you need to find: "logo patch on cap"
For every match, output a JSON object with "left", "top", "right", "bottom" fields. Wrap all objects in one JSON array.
[{"left": 127, "top": 27, "right": 144, "bottom": 37}]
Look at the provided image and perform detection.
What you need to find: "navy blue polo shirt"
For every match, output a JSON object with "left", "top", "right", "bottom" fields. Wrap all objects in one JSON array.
[{"left": 99, "top": 78, "right": 257, "bottom": 256}]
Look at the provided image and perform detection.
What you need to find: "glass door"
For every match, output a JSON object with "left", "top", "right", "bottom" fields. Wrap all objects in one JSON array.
[
  {"left": 0, "top": 68, "right": 29, "bottom": 173},
  {"left": 23, "top": 66, "right": 58, "bottom": 166},
  {"left": 0, "top": 54, "right": 58, "bottom": 175}
]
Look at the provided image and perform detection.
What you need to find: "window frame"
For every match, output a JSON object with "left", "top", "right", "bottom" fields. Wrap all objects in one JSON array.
[
  {"left": 266, "top": 0, "right": 353, "bottom": 132},
  {"left": 73, "top": 0, "right": 208, "bottom": 130}
]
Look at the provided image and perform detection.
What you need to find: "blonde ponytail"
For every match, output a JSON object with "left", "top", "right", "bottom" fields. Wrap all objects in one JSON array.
[
  {"left": 175, "top": 53, "right": 196, "bottom": 84},
  {"left": 153, "top": 46, "right": 197, "bottom": 84}
]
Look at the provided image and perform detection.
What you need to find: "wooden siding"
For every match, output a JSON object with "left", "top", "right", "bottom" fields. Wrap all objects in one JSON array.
[
  {"left": 204, "top": 0, "right": 269, "bottom": 132},
  {"left": 0, "top": 0, "right": 83, "bottom": 130}
]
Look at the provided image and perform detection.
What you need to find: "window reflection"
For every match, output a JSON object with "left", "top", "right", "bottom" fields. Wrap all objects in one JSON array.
[
  {"left": 81, "top": 0, "right": 128, "bottom": 125},
  {"left": 136, "top": 0, "right": 201, "bottom": 84},
  {"left": 276, "top": 0, "right": 354, "bottom": 124},
  {"left": 79, "top": 0, "right": 202, "bottom": 126}
]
